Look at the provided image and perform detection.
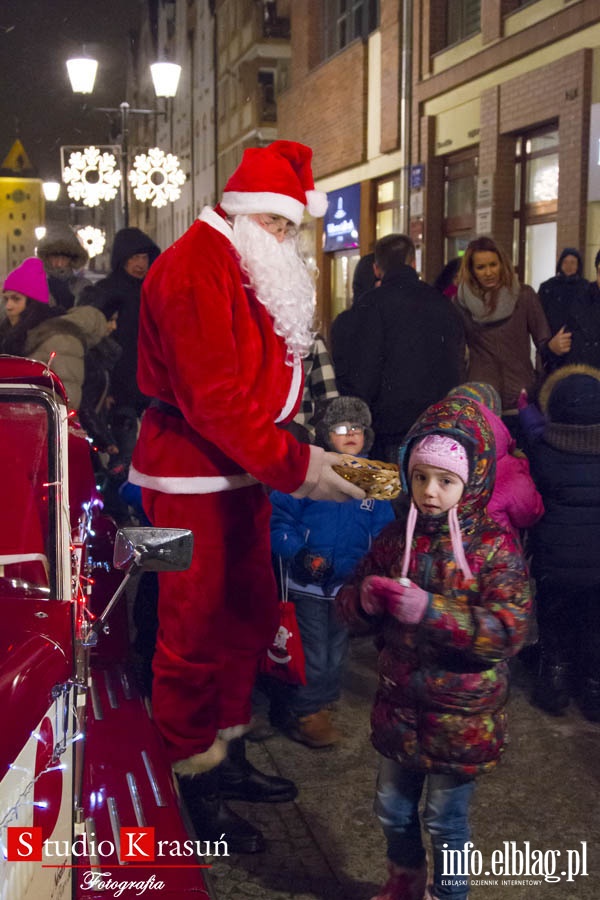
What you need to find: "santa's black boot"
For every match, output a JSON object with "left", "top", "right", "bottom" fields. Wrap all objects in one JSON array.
[
  {"left": 177, "top": 768, "right": 266, "bottom": 854},
  {"left": 217, "top": 737, "right": 298, "bottom": 803}
]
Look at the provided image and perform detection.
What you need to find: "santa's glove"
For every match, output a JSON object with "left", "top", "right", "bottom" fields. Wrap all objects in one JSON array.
[
  {"left": 291, "top": 446, "right": 366, "bottom": 502},
  {"left": 385, "top": 578, "right": 430, "bottom": 625},
  {"left": 290, "top": 549, "right": 333, "bottom": 585}
]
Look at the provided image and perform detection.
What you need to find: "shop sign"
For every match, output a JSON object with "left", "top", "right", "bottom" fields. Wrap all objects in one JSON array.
[
  {"left": 476, "top": 207, "right": 493, "bottom": 235},
  {"left": 477, "top": 175, "right": 493, "bottom": 207},
  {"left": 410, "top": 165, "right": 425, "bottom": 190},
  {"left": 410, "top": 190, "right": 424, "bottom": 218},
  {"left": 323, "top": 183, "right": 360, "bottom": 252}
]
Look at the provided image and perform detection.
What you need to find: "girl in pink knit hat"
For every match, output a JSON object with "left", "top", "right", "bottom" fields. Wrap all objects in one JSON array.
[
  {"left": 337, "top": 395, "right": 531, "bottom": 900},
  {"left": 1, "top": 258, "right": 56, "bottom": 355}
]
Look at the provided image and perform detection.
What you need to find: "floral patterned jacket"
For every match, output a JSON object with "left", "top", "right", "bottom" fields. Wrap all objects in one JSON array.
[{"left": 337, "top": 396, "right": 531, "bottom": 777}]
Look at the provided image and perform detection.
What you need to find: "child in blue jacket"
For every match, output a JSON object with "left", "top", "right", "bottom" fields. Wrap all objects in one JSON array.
[{"left": 270, "top": 396, "right": 395, "bottom": 748}]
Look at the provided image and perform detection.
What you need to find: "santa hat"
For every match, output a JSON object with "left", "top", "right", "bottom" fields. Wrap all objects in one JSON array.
[
  {"left": 221, "top": 140, "right": 328, "bottom": 226},
  {"left": 4, "top": 257, "right": 49, "bottom": 304}
]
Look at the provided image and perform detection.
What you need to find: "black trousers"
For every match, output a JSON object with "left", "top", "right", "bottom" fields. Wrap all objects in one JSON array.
[{"left": 535, "top": 578, "right": 600, "bottom": 677}]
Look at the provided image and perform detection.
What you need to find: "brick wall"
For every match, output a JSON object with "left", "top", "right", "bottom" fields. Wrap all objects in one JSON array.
[
  {"left": 380, "top": 1, "right": 401, "bottom": 153},
  {"left": 278, "top": 30, "right": 367, "bottom": 177}
]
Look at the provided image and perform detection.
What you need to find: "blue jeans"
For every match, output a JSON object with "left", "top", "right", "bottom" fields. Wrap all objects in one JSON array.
[
  {"left": 375, "top": 757, "right": 475, "bottom": 900},
  {"left": 289, "top": 590, "right": 349, "bottom": 717}
]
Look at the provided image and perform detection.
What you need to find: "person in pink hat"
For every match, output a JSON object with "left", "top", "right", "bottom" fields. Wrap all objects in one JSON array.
[
  {"left": 129, "top": 140, "right": 364, "bottom": 852},
  {"left": 1, "top": 257, "right": 55, "bottom": 354},
  {"left": 337, "top": 395, "right": 530, "bottom": 900}
]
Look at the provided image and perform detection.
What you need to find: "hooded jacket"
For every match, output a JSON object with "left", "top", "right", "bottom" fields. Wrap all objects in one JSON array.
[
  {"left": 521, "top": 364, "right": 600, "bottom": 586},
  {"left": 337, "top": 396, "right": 531, "bottom": 776},
  {"left": 80, "top": 228, "right": 160, "bottom": 412},
  {"left": 447, "top": 384, "right": 544, "bottom": 535},
  {"left": 36, "top": 225, "right": 92, "bottom": 310},
  {"left": 538, "top": 248, "right": 598, "bottom": 368}
]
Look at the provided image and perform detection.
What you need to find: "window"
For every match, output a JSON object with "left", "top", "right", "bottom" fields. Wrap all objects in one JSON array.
[
  {"left": 258, "top": 70, "right": 277, "bottom": 122},
  {"left": 262, "top": 2, "right": 290, "bottom": 39},
  {"left": 376, "top": 176, "right": 401, "bottom": 239},
  {"left": 323, "top": 0, "right": 380, "bottom": 59},
  {"left": 513, "top": 127, "right": 558, "bottom": 288},
  {"left": 443, "top": 149, "right": 478, "bottom": 261},
  {"left": 446, "top": 0, "right": 480, "bottom": 46}
]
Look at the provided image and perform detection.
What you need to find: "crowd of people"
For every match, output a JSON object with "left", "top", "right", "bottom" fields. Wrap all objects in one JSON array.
[{"left": 2, "top": 140, "right": 600, "bottom": 900}]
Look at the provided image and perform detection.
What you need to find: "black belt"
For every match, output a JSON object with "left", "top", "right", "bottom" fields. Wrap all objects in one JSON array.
[{"left": 150, "top": 398, "right": 185, "bottom": 419}]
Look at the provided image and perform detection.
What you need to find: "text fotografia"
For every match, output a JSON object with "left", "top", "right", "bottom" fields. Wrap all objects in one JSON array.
[
  {"left": 442, "top": 841, "right": 588, "bottom": 884},
  {"left": 6, "top": 826, "right": 229, "bottom": 862},
  {"left": 81, "top": 873, "right": 163, "bottom": 897}
]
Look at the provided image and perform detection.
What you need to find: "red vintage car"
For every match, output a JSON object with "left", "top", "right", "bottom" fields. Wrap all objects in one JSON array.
[{"left": 0, "top": 357, "right": 213, "bottom": 899}]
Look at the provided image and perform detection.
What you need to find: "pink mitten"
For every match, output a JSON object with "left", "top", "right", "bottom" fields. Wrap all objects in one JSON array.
[
  {"left": 385, "top": 579, "right": 430, "bottom": 625},
  {"left": 360, "top": 575, "right": 403, "bottom": 617},
  {"left": 517, "top": 388, "right": 528, "bottom": 411}
]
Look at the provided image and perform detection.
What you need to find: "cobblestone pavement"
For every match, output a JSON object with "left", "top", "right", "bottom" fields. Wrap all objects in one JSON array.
[{"left": 203, "top": 638, "right": 600, "bottom": 900}]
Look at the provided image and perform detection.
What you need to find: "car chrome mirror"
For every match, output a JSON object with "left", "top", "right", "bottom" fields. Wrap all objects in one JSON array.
[{"left": 113, "top": 527, "right": 193, "bottom": 572}]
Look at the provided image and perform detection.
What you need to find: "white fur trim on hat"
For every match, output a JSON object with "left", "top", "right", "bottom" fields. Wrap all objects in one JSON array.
[{"left": 221, "top": 191, "right": 305, "bottom": 227}]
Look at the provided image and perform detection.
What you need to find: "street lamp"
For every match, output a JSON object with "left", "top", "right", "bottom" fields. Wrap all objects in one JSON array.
[
  {"left": 64, "top": 56, "right": 182, "bottom": 228},
  {"left": 66, "top": 57, "right": 99, "bottom": 94},
  {"left": 42, "top": 182, "right": 61, "bottom": 202}
]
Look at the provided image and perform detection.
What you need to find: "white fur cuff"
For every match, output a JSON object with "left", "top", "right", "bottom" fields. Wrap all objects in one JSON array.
[
  {"left": 172, "top": 737, "right": 227, "bottom": 776},
  {"left": 218, "top": 723, "right": 252, "bottom": 741}
]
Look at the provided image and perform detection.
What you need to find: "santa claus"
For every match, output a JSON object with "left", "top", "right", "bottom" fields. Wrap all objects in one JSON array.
[{"left": 129, "top": 140, "right": 364, "bottom": 853}]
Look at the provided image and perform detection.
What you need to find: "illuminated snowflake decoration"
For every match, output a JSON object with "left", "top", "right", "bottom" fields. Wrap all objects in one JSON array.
[
  {"left": 76, "top": 226, "right": 106, "bottom": 259},
  {"left": 63, "top": 146, "right": 121, "bottom": 207},
  {"left": 129, "top": 147, "right": 186, "bottom": 208}
]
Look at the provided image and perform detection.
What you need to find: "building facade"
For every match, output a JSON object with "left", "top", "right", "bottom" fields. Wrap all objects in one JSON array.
[
  {"left": 126, "top": 0, "right": 600, "bottom": 318},
  {"left": 411, "top": 0, "right": 600, "bottom": 286}
]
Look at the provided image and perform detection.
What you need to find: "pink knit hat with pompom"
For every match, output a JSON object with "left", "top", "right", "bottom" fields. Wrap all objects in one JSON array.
[{"left": 408, "top": 433, "right": 469, "bottom": 483}]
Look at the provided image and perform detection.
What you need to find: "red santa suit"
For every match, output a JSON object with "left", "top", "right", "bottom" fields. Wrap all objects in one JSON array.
[{"left": 130, "top": 206, "right": 311, "bottom": 765}]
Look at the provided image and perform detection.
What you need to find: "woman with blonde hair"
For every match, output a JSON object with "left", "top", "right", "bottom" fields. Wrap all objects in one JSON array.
[{"left": 454, "top": 236, "right": 569, "bottom": 436}]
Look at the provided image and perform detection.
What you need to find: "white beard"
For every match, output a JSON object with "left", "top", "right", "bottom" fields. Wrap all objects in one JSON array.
[{"left": 231, "top": 215, "right": 316, "bottom": 362}]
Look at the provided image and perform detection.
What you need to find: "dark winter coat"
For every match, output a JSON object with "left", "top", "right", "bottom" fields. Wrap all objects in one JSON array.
[
  {"left": 521, "top": 364, "right": 600, "bottom": 587},
  {"left": 337, "top": 396, "right": 530, "bottom": 777},
  {"left": 81, "top": 228, "right": 160, "bottom": 413},
  {"left": 332, "top": 265, "right": 466, "bottom": 440},
  {"left": 79, "top": 336, "right": 123, "bottom": 451},
  {"left": 538, "top": 248, "right": 598, "bottom": 368},
  {"left": 0, "top": 299, "right": 59, "bottom": 356}
]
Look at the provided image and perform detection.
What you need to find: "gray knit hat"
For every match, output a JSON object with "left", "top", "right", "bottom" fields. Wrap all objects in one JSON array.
[{"left": 315, "top": 395, "right": 374, "bottom": 453}]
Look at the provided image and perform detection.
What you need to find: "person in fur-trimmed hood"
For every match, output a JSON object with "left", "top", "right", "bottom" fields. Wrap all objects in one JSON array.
[
  {"left": 270, "top": 396, "right": 394, "bottom": 748},
  {"left": 520, "top": 364, "right": 600, "bottom": 722},
  {"left": 37, "top": 224, "right": 93, "bottom": 310},
  {"left": 337, "top": 395, "right": 530, "bottom": 900}
]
